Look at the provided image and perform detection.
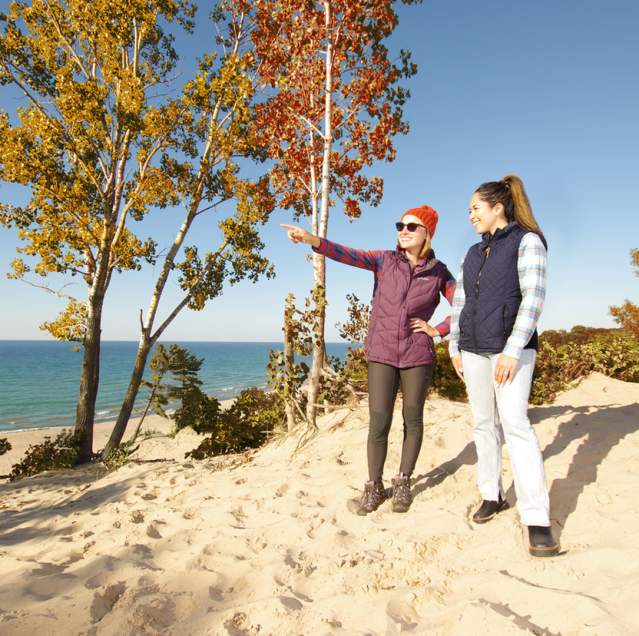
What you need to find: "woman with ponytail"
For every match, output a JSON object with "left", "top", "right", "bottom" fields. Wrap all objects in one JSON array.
[{"left": 448, "top": 175, "right": 559, "bottom": 557}]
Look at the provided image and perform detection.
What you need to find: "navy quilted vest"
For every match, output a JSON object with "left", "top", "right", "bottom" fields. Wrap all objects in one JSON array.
[{"left": 458, "top": 223, "right": 539, "bottom": 354}]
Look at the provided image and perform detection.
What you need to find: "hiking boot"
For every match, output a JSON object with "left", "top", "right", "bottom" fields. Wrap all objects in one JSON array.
[
  {"left": 357, "top": 480, "right": 387, "bottom": 515},
  {"left": 472, "top": 495, "right": 509, "bottom": 524},
  {"left": 528, "top": 525, "right": 560, "bottom": 557},
  {"left": 391, "top": 474, "right": 413, "bottom": 513}
]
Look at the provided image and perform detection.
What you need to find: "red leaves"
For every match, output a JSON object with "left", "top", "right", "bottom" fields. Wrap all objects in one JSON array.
[{"left": 246, "top": 0, "right": 417, "bottom": 220}]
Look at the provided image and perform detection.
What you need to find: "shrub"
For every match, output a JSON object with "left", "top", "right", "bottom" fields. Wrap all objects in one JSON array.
[
  {"left": 429, "top": 327, "right": 638, "bottom": 406},
  {"left": 431, "top": 341, "right": 467, "bottom": 401},
  {"left": 101, "top": 440, "right": 138, "bottom": 471},
  {"left": 588, "top": 331, "right": 639, "bottom": 382},
  {"left": 0, "top": 438, "right": 11, "bottom": 456},
  {"left": 530, "top": 328, "right": 638, "bottom": 404},
  {"left": 340, "top": 347, "right": 368, "bottom": 393},
  {"left": 10, "top": 429, "right": 83, "bottom": 481},
  {"left": 186, "top": 388, "right": 285, "bottom": 460}
]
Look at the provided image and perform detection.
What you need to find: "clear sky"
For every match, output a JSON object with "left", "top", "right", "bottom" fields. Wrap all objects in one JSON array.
[{"left": 1, "top": 0, "right": 638, "bottom": 342}]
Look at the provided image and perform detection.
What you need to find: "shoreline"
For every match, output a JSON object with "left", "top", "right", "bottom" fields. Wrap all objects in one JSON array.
[
  {"left": 0, "top": 397, "right": 238, "bottom": 436},
  {"left": 0, "top": 398, "right": 235, "bottom": 476}
]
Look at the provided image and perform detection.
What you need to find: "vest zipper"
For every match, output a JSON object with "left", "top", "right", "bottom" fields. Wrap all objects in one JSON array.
[{"left": 472, "top": 244, "right": 491, "bottom": 349}]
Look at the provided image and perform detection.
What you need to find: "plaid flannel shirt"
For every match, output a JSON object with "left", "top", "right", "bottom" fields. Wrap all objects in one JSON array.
[
  {"left": 448, "top": 232, "right": 547, "bottom": 359},
  {"left": 314, "top": 238, "right": 456, "bottom": 336}
]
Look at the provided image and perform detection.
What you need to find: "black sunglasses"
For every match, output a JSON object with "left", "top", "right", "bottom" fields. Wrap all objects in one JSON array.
[{"left": 395, "top": 221, "right": 426, "bottom": 232}]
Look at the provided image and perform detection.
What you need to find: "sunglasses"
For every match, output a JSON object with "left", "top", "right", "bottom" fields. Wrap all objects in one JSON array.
[{"left": 395, "top": 221, "right": 426, "bottom": 232}]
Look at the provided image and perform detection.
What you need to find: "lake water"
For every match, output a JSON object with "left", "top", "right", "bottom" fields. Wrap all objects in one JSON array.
[{"left": 0, "top": 340, "right": 350, "bottom": 432}]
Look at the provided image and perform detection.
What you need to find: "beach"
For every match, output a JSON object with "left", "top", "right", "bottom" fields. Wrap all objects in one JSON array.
[
  {"left": 0, "top": 401, "right": 235, "bottom": 477},
  {"left": 0, "top": 372, "right": 638, "bottom": 635}
]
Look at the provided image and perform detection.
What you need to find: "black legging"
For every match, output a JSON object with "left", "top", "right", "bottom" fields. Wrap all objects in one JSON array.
[{"left": 367, "top": 361, "right": 434, "bottom": 481}]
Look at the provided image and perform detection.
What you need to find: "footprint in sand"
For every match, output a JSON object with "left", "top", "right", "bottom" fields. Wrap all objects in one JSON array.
[
  {"left": 146, "top": 524, "right": 162, "bottom": 539},
  {"left": 275, "top": 484, "right": 289, "bottom": 497},
  {"left": 386, "top": 596, "right": 420, "bottom": 631},
  {"left": 25, "top": 571, "right": 76, "bottom": 601},
  {"left": 90, "top": 582, "right": 126, "bottom": 623},
  {"left": 223, "top": 611, "right": 261, "bottom": 636},
  {"left": 278, "top": 595, "right": 303, "bottom": 611}
]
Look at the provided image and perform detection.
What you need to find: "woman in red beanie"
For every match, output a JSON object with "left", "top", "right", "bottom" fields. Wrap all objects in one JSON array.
[{"left": 281, "top": 205, "right": 455, "bottom": 515}]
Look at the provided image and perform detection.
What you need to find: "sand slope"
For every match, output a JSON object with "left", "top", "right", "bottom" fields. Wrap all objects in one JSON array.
[{"left": 1, "top": 372, "right": 638, "bottom": 635}]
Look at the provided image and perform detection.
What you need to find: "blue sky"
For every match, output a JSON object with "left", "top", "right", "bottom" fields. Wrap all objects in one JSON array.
[{"left": 1, "top": 0, "right": 638, "bottom": 342}]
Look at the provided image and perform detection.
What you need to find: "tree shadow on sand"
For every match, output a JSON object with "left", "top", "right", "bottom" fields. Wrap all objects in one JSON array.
[{"left": 0, "top": 464, "right": 160, "bottom": 546}]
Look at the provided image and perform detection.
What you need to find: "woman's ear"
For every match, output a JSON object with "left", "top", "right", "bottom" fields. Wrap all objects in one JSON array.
[{"left": 493, "top": 202, "right": 505, "bottom": 218}]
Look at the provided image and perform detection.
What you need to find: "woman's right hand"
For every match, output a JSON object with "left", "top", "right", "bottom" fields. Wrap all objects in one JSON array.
[
  {"left": 451, "top": 355, "right": 464, "bottom": 381},
  {"left": 280, "top": 224, "right": 320, "bottom": 248}
]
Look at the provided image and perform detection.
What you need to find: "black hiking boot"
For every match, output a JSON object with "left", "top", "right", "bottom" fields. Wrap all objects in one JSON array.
[
  {"left": 357, "top": 480, "right": 387, "bottom": 515},
  {"left": 391, "top": 474, "right": 413, "bottom": 513},
  {"left": 528, "top": 525, "right": 560, "bottom": 557},
  {"left": 472, "top": 495, "right": 509, "bottom": 524}
]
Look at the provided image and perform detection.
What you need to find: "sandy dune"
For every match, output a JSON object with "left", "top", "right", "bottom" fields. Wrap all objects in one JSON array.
[{"left": 1, "top": 372, "right": 638, "bottom": 635}]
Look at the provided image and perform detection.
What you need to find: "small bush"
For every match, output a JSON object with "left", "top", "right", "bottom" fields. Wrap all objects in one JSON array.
[
  {"left": 101, "top": 440, "right": 137, "bottom": 471},
  {"left": 530, "top": 328, "right": 638, "bottom": 404},
  {"left": 187, "top": 388, "right": 285, "bottom": 460},
  {"left": 10, "top": 429, "right": 82, "bottom": 481},
  {"left": 0, "top": 438, "right": 12, "bottom": 456},
  {"left": 429, "top": 327, "right": 638, "bottom": 406},
  {"left": 340, "top": 347, "right": 368, "bottom": 393}
]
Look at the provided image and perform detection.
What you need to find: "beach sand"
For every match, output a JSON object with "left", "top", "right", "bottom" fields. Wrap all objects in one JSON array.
[{"left": 0, "top": 372, "right": 638, "bottom": 635}]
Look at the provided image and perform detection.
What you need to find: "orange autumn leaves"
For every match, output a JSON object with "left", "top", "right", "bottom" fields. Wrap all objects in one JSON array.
[{"left": 249, "top": 0, "right": 419, "bottom": 220}]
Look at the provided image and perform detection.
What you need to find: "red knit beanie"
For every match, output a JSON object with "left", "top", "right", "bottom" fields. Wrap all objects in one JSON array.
[{"left": 401, "top": 205, "right": 439, "bottom": 237}]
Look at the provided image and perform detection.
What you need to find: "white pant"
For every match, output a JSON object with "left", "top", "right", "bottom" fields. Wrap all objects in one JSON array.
[{"left": 461, "top": 349, "right": 550, "bottom": 526}]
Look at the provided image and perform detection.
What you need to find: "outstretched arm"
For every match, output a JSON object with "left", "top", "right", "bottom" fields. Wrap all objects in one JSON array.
[{"left": 280, "top": 224, "right": 384, "bottom": 271}]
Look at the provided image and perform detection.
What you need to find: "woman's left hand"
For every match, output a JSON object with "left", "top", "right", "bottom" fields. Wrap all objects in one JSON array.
[
  {"left": 494, "top": 354, "right": 519, "bottom": 386},
  {"left": 410, "top": 318, "right": 439, "bottom": 338}
]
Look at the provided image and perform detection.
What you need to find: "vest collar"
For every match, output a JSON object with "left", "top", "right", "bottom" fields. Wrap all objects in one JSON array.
[{"left": 481, "top": 221, "right": 519, "bottom": 246}]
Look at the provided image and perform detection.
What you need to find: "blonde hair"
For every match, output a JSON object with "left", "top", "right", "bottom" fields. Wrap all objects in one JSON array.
[
  {"left": 397, "top": 231, "right": 432, "bottom": 260},
  {"left": 418, "top": 232, "right": 432, "bottom": 259}
]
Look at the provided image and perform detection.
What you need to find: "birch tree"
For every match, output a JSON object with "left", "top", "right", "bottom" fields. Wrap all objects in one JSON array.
[
  {"left": 250, "top": 0, "right": 420, "bottom": 426},
  {"left": 0, "top": 0, "right": 273, "bottom": 462}
]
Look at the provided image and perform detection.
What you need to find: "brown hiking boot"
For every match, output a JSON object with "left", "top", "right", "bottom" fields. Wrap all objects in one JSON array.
[
  {"left": 391, "top": 474, "right": 413, "bottom": 513},
  {"left": 357, "top": 480, "right": 387, "bottom": 515}
]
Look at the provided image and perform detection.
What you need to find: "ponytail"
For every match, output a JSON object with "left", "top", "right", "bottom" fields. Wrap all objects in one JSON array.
[{"left": 475, "top": 174, "right": 547, "bottom": 247}]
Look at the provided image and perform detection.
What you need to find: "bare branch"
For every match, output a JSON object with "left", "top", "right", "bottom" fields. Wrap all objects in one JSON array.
[
  {"left": 44, "top": 0, "right": 91, "bottom": 80},
  {"left": 288, "top": 107, "right": 325, "bottom": 139},
  {"left": 19, "top": 278, "right": 81, "bottom": 301}
]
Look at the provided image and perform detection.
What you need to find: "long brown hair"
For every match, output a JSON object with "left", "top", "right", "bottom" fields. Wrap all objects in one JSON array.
[{"left": 475, "top": 175, "right": 547, "bottom": 246}]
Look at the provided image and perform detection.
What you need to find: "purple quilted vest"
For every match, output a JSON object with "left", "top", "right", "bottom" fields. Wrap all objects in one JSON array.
[{"left": 365, "top": 250, "right": 449, "bottom": 368}]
